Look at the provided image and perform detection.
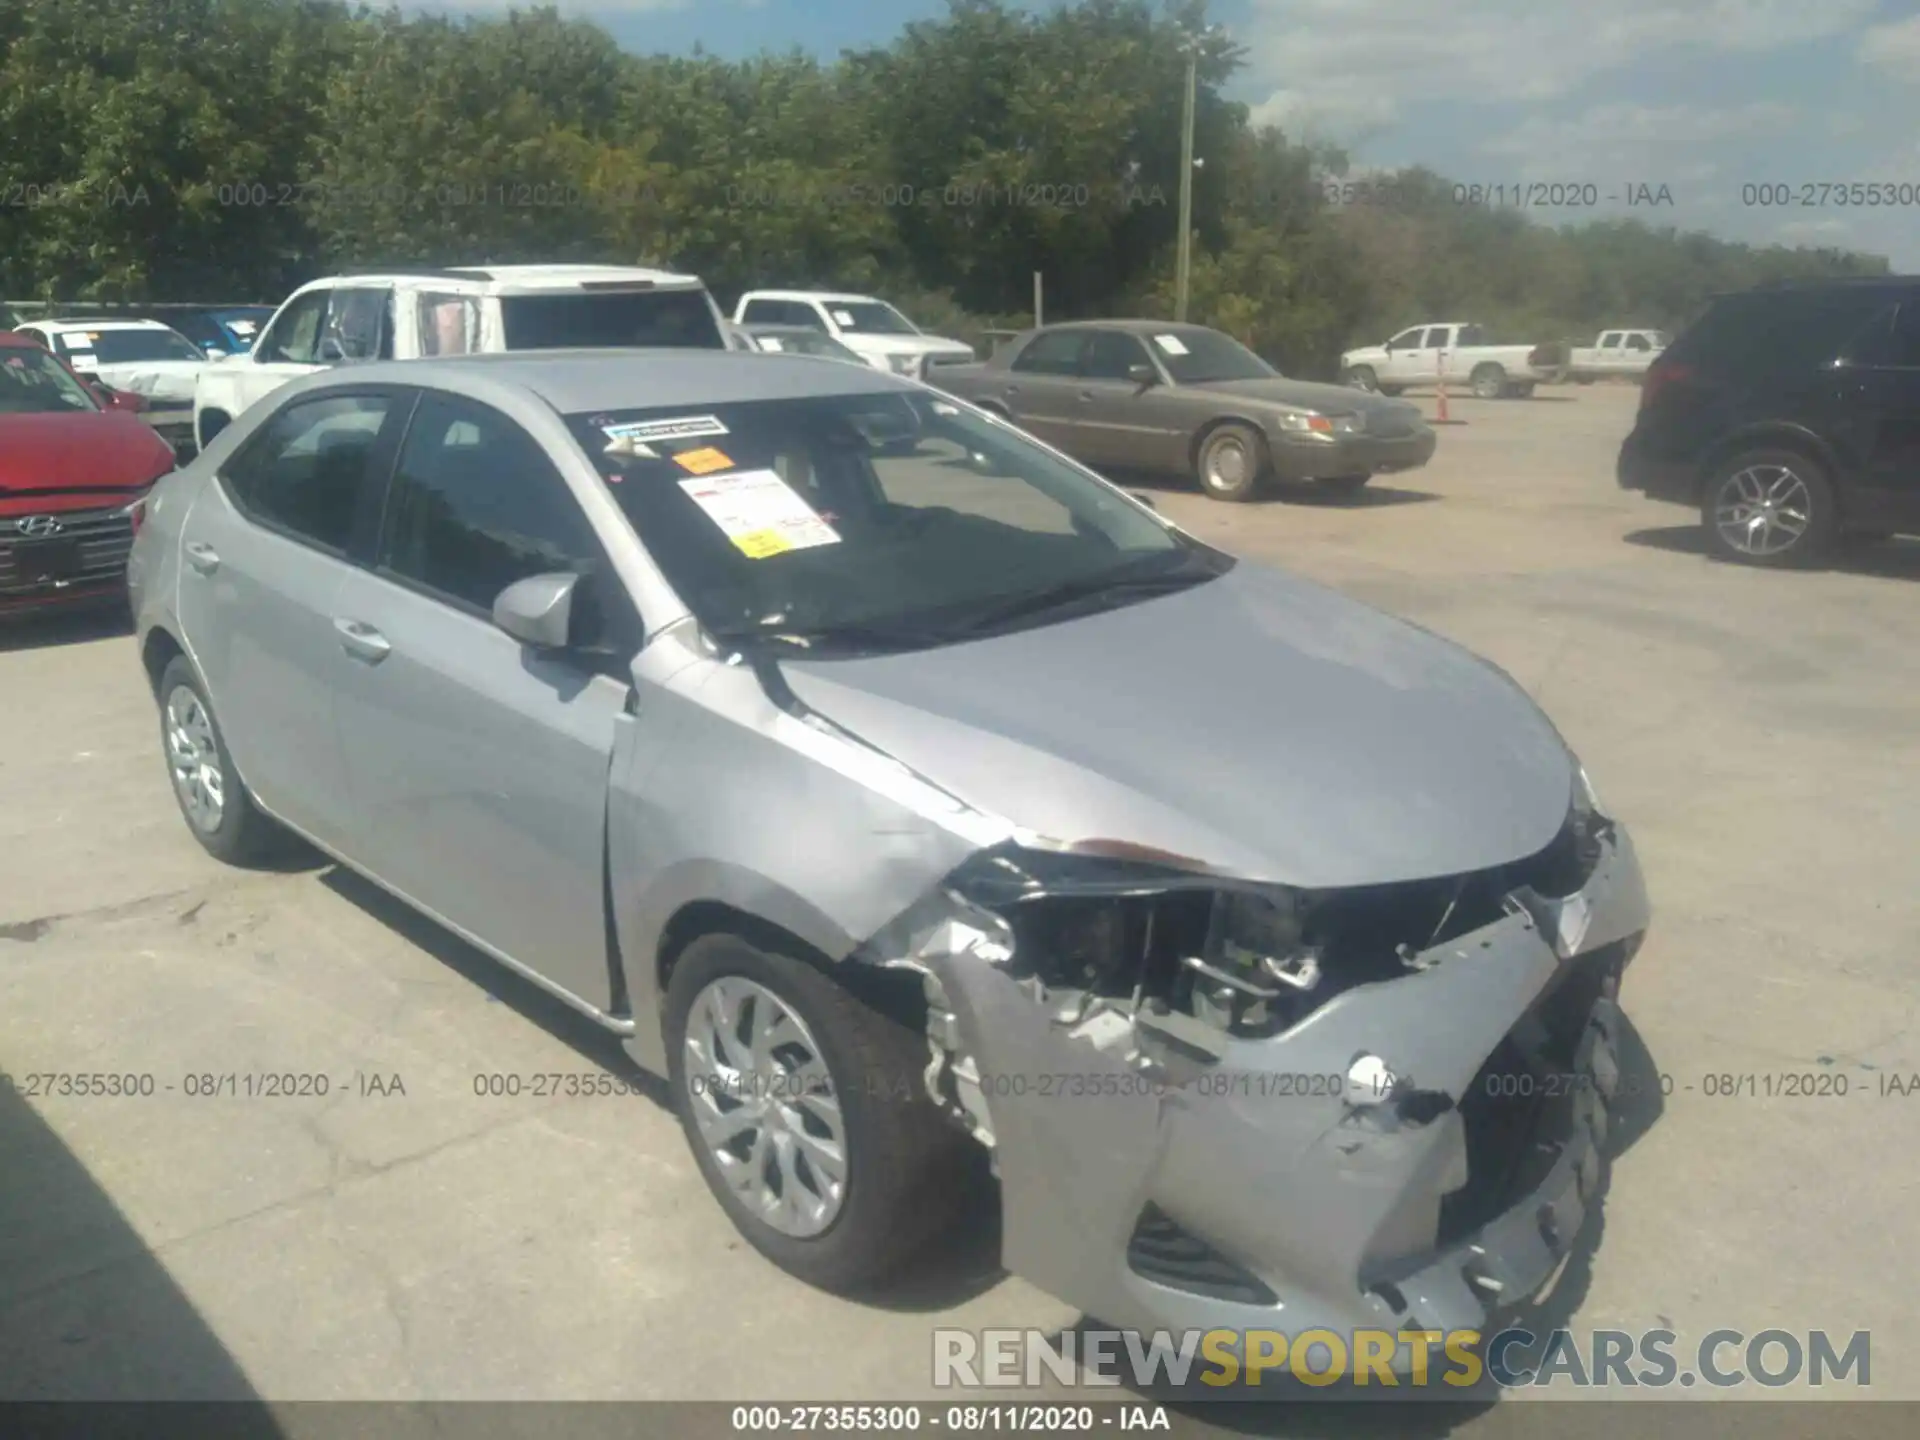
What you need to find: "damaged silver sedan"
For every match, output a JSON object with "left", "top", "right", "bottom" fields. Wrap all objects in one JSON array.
[{"left": 129, "top": 348, "right": 1649, "bottom": 1350}]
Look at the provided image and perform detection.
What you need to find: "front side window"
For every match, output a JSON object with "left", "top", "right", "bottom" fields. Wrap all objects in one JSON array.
[
  {"left": 223, "top": 394, "right": 392, "bottom": 551},
  {"left": 1386, "top": 328, "right": 1422, "bottom": 349},
  {"left": 568, "top": 390, "right": 1222, "bottom": 655},
  {"left": 255, "top": 291, "right": 331, "bottom": 365},
  {"left": 740, "top": 299, "right": 787, "bottom": 325},
  {"left": 1149, "top": 328, "right": 1276, "bottom": 384},
  {"left": 379, "top": 395, "right": 636, "bottom": 662},
  {"left": 0, "top": 346, "right": 99, "bottom": 413},
  {"left": 1080, "top": 330, "right": 1153, "bottom": 380},
  {"left": 499, "top": 288, "right": 725, "bottom": 350},
  {"left": 320, "top": 288, "right": 392, "bottom": 363}
]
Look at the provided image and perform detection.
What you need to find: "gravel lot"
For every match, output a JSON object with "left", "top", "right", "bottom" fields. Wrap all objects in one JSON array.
[{"left": 2, "top": 385, "right": 1917, "bottom": 1418}]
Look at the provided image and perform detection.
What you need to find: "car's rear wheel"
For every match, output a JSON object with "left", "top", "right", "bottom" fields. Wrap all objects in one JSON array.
[
  {"left": 1701, "top": 449, "right": 1836, "bottom": 568},
  {"left": 1194, "top": 422, "right": 1269, "bottom": 502},
  {"left": 665, "top": 933, "right": 972, "bottom": 1292},
  {"left": 157, "top": 656, "right": 281, "bottom": 864},
  {"left": 1470, "top": 364, "right": 1507, "bottom": 399},
  {"left": 1342, "top": 365, "right": 1378, "bottom": 392}
]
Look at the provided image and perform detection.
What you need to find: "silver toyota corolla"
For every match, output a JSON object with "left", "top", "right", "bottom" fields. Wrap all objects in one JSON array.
[{"left": 129, "top": 349, "right": 1649, "bottom": 1358}]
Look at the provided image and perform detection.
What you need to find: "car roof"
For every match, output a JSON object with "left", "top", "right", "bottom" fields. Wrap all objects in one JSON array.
[
  {"left": 740, "top": 323, "right": 839, "bottom": 335},
  {"left": 316, "top": 348, "right": 909, "bottom": 412},
  {"left": 27, "top": 318, "right": 177, "bottom": 333},
  {"left": 742, "top": 290, "right": 881, "bottom": 305},
  {"left": 293, "top": 264, "right": 706, "bottom": 295}
]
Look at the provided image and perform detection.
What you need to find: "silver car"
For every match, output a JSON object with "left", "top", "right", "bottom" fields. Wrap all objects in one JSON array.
[{"left": 129, "top": 349, "right": 1649, "bottom": 1356}]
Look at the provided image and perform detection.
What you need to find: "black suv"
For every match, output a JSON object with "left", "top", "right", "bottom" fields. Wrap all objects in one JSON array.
[{"left": 1617, "top": 277, "right": 1920, "bottom": 566}]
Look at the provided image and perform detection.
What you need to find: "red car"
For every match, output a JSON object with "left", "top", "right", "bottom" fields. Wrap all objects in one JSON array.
[{"left": 0, "top": 331, "right": 175, "bottom": 616}]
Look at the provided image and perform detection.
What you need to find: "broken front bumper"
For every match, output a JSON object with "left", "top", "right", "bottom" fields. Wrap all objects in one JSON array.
[{"left": 903, "top": 826, "right": 1650, "bottom": 1356}]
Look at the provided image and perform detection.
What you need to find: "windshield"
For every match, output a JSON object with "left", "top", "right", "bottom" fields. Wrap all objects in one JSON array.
[
  {"left": 1149, "top": 328, "right": 1277, "bottom": 384},
  {"left": 567, "top": 391, "right": 1223, "bottom": 654},
  {"left": 57, "top": 328, "right": 204, "bottom": 365},
  {"left": 213, "top": 308, "right": 274, "bottom": 351},
  {"left": 0, "top": 347, "right": 99, "bottom": 413},
  {"left": 828, "top": 301, "right": 918, "bottom": 336},
  {"left": 500, "top": 288, "right": 726, "bottom": 350}
]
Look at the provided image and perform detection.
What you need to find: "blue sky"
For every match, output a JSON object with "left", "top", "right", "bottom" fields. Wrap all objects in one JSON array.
[{"left": 431, "top": 0, "right": 1920, "bottom": 266}]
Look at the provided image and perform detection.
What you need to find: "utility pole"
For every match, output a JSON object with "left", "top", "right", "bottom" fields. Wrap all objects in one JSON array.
[{"left": 1175, "top": 37, "right": 1198, "bottom": 322}]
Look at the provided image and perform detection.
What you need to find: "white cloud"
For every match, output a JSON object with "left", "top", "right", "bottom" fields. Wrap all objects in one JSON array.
[
  {"left": 1858, "top": 15, "right": 1920, "bottom": 80},
  {"left": 1240, "top": 0, "right": 1881, "bottom": 132},
  {"left": 1480, "top": 101, "right": 1801, "bottom": 182}
]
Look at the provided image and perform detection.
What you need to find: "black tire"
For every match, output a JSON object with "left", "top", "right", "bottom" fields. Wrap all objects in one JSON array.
[
  {"left": 1470, "top": 364, "right": 1506, "bottom": 399},
  {"left": 1342, "top": 365, "right": 1378, "bottom": 392},
  {"left": 1700, "top": 448, "right": 1837, "bottom": 569},
  {"left": 665, "top": 932, "right": 973, "bottom": 1293},
  {"left": 1194, "top": 422, "right": 1270, "bottom": 502},
  {"left": 1319, "top": 474, "right": 1372, "bottom": 498},
  {"left": 156, "top": 655, "right": 283, "bottom": 864}
]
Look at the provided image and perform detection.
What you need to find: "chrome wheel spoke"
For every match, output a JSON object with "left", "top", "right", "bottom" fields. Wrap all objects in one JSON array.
[{"left": 682, "top": 974, "right": 849, "bottom": 1238}]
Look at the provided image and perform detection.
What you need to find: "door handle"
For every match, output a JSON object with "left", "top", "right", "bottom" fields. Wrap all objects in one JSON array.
[
  {"left": 184, "top": 541, "right": 220, "bottom": 575},
  {"left": 1078, "top": 390, "right": 1096, "bottom": 402},
  {"left": 333, "top": 618, "right": 392, "bottom": 664}
]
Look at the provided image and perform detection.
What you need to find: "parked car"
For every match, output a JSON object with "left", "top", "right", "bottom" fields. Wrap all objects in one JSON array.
[
  {"left": 1566, "top": 329, "right": 1668, "bottom": 382},
  {"left": 12, "top": 318, "right": 210, "bottom": 406},
  {"left": 736, "top": 323, "right": 869, "bottom": 365},
  {"left": 1342, "top": 322, "right": 1558, "bottom": 398},
  {"left": 1618, "top": 277, "right": 1920, "bottom": 567},
  {"left": 130, "top": 348, "right": 1647, "bottom": 1351},
  {"left": 136, "top": 305, "right": 279, "bottom": 359},
  {"left": 193, "top": 264, "right": 728, "bottom": 452},
  {"left": 12, "top": 318, "right": 207, "bottom": 457},
  {"left": 931, "top": 320, "right": 1435, "bottom": 501},
  {"left": 732, "top": 290, "right": 975, "bottom": 378},
  {"left": 0, "top": 332, "right": 175, "bottom": 616}
]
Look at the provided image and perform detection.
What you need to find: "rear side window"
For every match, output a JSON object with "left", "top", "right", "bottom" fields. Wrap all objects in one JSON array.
[
  {"left": 1667, "top": 289, "right": 1893, "bottom": 375},
  {"left": 499, "top": 288, "right": 724, "bottom": 350},
  {"left": 1011, "top": 330, "right": 1088, "bottom": 374},
  {"left": 223, "top": 394, "right": 393, "bottom": 552}
]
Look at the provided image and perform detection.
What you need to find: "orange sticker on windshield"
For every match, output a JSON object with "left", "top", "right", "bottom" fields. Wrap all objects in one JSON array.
[{"left": 674, "top": 446, "right": 735, "bottom": 475}]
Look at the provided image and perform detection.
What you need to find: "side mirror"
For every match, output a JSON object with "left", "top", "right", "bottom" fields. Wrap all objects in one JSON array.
[
  {"left": 493, "top": 572, "right": 579, "bottom": 650},
  {"left": 1127, "top": 362, "right": 1158, "bottom": 386}
]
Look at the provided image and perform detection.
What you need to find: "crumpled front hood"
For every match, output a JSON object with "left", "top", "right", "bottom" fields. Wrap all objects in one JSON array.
[{"left": 780, "top": 563, "right": 1574, "bottom": 889}]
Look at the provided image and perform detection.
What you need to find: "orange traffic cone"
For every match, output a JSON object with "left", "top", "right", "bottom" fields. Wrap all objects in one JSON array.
[{"left": 1433, "top": 353, "right": 1465, "bottom": 424}]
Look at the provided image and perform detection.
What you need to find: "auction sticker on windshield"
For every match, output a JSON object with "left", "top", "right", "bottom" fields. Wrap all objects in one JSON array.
[
  {"left": 674, "top": 446, "right": 736, "bottom": 476},
  {"left": 602, "top": 414, "right": 730, "bottom": 443},
  {"left": 1153, "top": 334, "right": 1190, "bottom": 355},
  {"left": 679, "top": 469, "right": 842, "bottom": 559}
]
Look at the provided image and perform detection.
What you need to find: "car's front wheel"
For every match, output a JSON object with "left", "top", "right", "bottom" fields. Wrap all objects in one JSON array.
[
  {"left": 1194, "top": 422, "right": 1269, "bottom": 502},
  {"left": 1342, "top": 365, "right": 1378, "bottom": 392},
  {"left": 665, "top": 933, "right": 972, "bottom": 1292},
  {"left": 1701, "top": 449, "right": 1836, "bottom": 568},
  {"left": 157, "top": 655, "right": 282, "bottom": 864}
]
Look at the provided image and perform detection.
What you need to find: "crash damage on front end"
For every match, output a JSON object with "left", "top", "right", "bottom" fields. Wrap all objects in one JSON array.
[{"left": 847, "top": 778, "right": 1651, "bottom": 1351}]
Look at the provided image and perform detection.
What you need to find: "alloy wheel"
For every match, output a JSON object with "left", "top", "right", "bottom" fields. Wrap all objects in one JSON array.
[
  {"left": 1713, "top": 464, "right": 1812, "bottom": 558},
  {"left": 165, "top": 684, "right": 225, "bottom": 833},
  {"left": 682, "top": 976, "right": 849, "bottom": 1238}
]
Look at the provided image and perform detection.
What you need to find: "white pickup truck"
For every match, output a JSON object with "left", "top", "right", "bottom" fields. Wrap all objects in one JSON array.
[
  {"left": 192, "top": 263, "right": 728, "bottom": 451},
  {"left": 1565, "top": 328, "right": 1668, "bottom": 381},
  {"left": 1341, "top": 322, "right": 1557, "bottom": 399}
]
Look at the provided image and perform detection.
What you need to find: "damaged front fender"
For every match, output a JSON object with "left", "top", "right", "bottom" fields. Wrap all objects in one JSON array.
[{"left": 866, "top": 824, "right": 1651, "bottom": 1348}]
